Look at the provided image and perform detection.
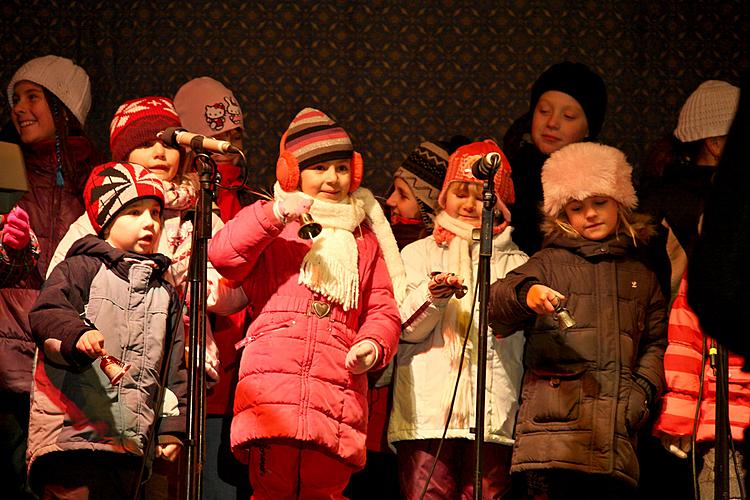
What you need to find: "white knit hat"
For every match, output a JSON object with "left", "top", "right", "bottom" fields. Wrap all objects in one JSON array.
[
  {"left": 542, "top": 142, "right": 637, "bottom": 217},
  {"left": 674, "top": 80, "right": 740, "bottom": 142},
  {"left": 173, "top": 76, "right": 243, "bottom": 137},
  {"left": 7, "top": 55, "right": 92, "bottom": 125}
]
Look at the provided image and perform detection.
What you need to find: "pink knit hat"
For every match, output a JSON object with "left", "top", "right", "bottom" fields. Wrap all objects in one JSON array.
[
  {"left": 109, "top": 97, "right": 181, "bottom": 161},
  {"left": 173, "top": 76, "right": 243, "bottom": 137},
  {"left": 84, "top": 162, "right": 165, "bottom": 236},
  {"left": 541, "top": 142, "right": 637, "bottom": 217},
  {"left": 438, "top": 140, "right": 514, "bottom": 209}
]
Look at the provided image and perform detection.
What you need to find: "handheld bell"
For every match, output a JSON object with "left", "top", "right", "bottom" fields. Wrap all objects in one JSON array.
[
  {"left": 552, "top": 298, "right": 576, "bottom": 331},
  {"left": 100, "top": 354, "right": 131, "bottom": 385},
  {"left": 298, "top": 213, "right": 322, "bottom": 240}
]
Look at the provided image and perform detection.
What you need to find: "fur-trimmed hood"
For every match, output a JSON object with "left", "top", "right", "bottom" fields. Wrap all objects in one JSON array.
[{"left": 540, "top": 211, "right": 658, "bottom": 251}]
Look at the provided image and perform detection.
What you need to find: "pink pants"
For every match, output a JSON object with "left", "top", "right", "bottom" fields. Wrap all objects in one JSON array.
[
  {"left": 249, "top": 440, "right": 356, "bottom": 499},
  {"left": 395, "top": 439, "right": 513, "bottom": 500}
]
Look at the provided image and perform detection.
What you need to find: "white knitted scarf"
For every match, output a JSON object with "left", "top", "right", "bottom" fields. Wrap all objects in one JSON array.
[
  {"left": 273, "top": 182, "right": 406, "bottom": 311},
  {"left": 434, "top": 210, "right": 478, "bottom": 427}
]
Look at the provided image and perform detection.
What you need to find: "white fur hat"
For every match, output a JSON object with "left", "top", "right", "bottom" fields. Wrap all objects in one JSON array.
[
  {"left": 7, "top": 55, "right": 91, "bottom": 125},
  {"left": 542, "top": 142, "right": 637, "bottom": 217},
  {"left": 674, "top": 80, "right": 740, "bottom": 142}
]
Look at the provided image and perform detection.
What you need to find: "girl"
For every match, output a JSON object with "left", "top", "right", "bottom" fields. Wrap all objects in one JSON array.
[
  {"left": 1, "top": 55, "right": 99, "bottom": 500},
  {"left": 388, "top": 140, "right": 528, "bottom": 499},
  {"left": 502, "top": 61, "right": 607, "bottom": 255},
  {"left": 488, "top": 142, "right": 668, "bottom": 499},
  {"left": 208, "top": 107, "right": 404, "bottom": 499}
]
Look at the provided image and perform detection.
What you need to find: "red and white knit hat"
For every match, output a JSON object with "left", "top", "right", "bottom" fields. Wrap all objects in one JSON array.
[
  {"left": 84, "top": 162, "right": 165, "bottom": 236},
  {"left": 542, "top": 142, "right": 637, "bottom": 217},
  {"left": 109, "top": 96, "right": 181, "bottom": 161},
  {"left": 174, "top": 76, "right": 244, "bottom": 138},
  {"left": 438, "top": 139, "right": 514, "bottom": 209},
  {"left": 276, "top": 107, "right": 362, "bottom": 193}
]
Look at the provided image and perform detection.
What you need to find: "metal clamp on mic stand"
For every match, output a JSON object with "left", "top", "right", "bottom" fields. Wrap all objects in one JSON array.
[{"left": 471, "top": 152, "right": 501, "bottom": 500}]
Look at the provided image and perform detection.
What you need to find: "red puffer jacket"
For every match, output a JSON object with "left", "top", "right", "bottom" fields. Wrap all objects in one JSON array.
[
  {"left": 0, "top": 137, "right": 94, "bottom": 393},
  {"left": 208, "top": 201, "right": 401, "bottom": 468}
]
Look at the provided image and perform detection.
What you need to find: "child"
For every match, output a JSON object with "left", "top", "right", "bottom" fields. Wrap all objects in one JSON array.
[
  {"left": 26, "top": 162, "right": 187, "bottom": 499},
  {"left": 388, "top": 140, "right": 528, "bottom": 499},
  {"left": 2, "top": 54, "right": 99, "bottom": 500},
  {"left": 174, "top": 76, "right": 251, "bottom": 498},
  {"left": 48, "top": 96, "right": 248, "bottom": 381},
  {"left": 208, "top": 107, "right": 404, "bottom": 499},
  {"left": 488, "top": 142, "right": 668, "bottom": 498}
]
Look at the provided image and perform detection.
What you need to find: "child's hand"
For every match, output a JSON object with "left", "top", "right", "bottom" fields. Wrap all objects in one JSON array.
[
  {"left": 345, "top": 340, "right": 379, "bottom": 374},
  {"left": 156, "top": 442, "right": 182, "bottom": 462},
  {"left": 1, "top": 207, "right": 31, "bottom": 250},
  {"left": 428, "top": 272, "right": 467, "bottom": 299},
  {"left": 526, "top": 284, "right": 565, "bottom": 315},
  {"left": 660, "top": 435, "right": 691, "bottom": 459},
  {"left": 76, "top": 329, "right": 107, "bottom": 359},
  {"left": 273, "top": 194, "right": 313, "bottom": 224}
]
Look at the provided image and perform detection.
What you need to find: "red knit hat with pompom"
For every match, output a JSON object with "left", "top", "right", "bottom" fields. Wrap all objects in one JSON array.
[{"left": 109, "top": 97, "right": 181, "bottom": 161}]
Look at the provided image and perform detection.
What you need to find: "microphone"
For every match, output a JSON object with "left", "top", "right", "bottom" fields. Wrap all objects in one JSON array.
[
  {"left": 471, "top": 152, "right": 501, "bottom": 180},
  {"left": 157, "top": 127, "right": 241, "bottom": 154}
]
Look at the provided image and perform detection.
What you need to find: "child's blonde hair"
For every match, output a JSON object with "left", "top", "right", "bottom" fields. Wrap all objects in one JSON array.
[{"left": 552, "top": 199, "right": 641, "bottom": 246}]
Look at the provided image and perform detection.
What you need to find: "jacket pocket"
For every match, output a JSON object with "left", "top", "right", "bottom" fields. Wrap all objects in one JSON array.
[
  {"left": 235, "top": 320, "right": 296, "bottom": 350},
  {"left": 525, "top": 368, "right": 584, "bottom": 424}
]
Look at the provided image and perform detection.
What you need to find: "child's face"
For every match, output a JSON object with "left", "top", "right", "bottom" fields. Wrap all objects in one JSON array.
[
  {"left": 105, "top": 198, "right": 162, "bottom": 254},
  {"left": 563, "top": 196, "right": 619, "bottom": 241},
  {"left": 386, "top": 177, "right": 420, "bottom": 220},
  {"left": 444, "top": 182, "right": 482, "bottom": 224},
  {"left": 531, "top": 91, "right": 589, "bottom": 155},
  {"left": 127, "top": 139, "right": 181, "bottom": 182},
  {"left": 211, "top": 128, "right": 243, "bottom": 164},
  {"left": 300, "top": 159, "right": 351, "bottom": 202},
  {"left": 11, "top": 81, "right": 56, "bottom": 145}
]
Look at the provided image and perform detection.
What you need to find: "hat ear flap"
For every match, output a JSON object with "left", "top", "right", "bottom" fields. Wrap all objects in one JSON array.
[
  {"left": 276, "top": 151, "right": 300, "bottom": 192},
  {"left": 349, "top": 151, "right": 363, "bottom": 192},
  {"left": 276, "top": 131, "right": 300, "bottom": 192}
]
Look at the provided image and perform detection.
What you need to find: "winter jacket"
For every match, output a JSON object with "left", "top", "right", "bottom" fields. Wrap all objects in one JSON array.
[
  {"left": 653, "top": 274, "right": 750, "bottom": 442},
  {"left": 48, "top": 207, "right": 247, "bottom": 315},
  {"left": 0, "top": 137, "right": 95, "bottom": 394},
  {"left": 27, "top": 235, "right": 187, "bottom": 473},
  {"left": 488, "top": 225, "right": 667, "bottom": 488},
  {"left": 388, "top": 229, "right": 528, "bottom": 446},
  {"left": 208, "top": 201, "right": 401, "bottom": 468}
]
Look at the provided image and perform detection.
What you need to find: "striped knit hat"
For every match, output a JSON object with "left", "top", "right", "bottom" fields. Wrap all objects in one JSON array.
[
  {"left": 84, "top": 162, "right": 165, "bottom": 236},
  {"left": 277, "top": 107, "right": 360, "bottom": 192},
  {"left": 109, "top": 96, "right": 181, "bottom": 161},
  {"left": 394, "top": 141, "right": 450, "bottom": 214}
]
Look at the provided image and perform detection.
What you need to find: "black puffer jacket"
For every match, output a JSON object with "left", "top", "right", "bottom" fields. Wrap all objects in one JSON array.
[{"left": 488, "top": 222, "right": 667, "bottom": 487}]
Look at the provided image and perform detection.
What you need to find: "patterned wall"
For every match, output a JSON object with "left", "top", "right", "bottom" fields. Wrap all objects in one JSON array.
[{"left": 1, "top": 0, "right": 748, "bottom": 196}]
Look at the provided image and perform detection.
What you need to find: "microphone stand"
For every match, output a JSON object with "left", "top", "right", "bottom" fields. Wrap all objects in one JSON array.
[
  {"left": 714, "top": 342, "right": 730, "bottom": 500},
  {"left": 185, "top": 149, "right": 218, "bottom": 500},
  {"left": 473, "top": 166, "right": 498, "bottom": 500}
]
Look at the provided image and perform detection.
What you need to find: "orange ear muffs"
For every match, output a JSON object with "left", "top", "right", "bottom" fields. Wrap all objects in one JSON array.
[
  {"left": 276, "top": 131, "right": 300, "bottom": 192},
  {"left": 349, "top": 151, "right": 363, "bottom": 192}
]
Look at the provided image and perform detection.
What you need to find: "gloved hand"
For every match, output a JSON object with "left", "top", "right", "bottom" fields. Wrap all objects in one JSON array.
[
  {"left": 345, "top": 340, "right": 379, "bottom": 374},
  {"left": 660, "top": 434, "right": 691, "bottom": 459},
  {"left": 273, "top": 194, "right": 313, "bottom": 224},
  {"left": 1, "top": 207, "right": 31, "bottom": 250},
  {"left": 428, "top": 272, "right": 467, "bottom": 299}
]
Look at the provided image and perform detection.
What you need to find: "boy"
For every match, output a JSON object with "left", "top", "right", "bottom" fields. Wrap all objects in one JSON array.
[{"left": 27, "top": 162, "right": 187, "bottom": 499}]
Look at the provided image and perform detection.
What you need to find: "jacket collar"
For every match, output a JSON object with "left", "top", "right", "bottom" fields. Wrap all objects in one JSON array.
[{"left": 66, "top": 234, "right": 170, "bottom": 281}]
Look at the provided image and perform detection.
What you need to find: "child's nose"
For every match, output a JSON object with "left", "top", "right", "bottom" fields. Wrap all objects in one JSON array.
[
  {"left": 546, "top": 113, "right": 560, "bottom": 129},
  {"left": 385, "top": 191, "right": 398, "bottom": 207}
]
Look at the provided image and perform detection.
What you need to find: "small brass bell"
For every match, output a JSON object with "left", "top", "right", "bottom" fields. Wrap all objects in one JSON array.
[
  {"left": 552, "top": 298, "right": 576, "bottom": 330},
  {"left": 100, "top": 354, "right": 131, "bottom": 385},
  {"left": 298, "top": 213, "right": 322, "bottom": 240}
]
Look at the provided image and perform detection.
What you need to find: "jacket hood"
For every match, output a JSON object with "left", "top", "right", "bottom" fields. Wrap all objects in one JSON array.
[
  {"left": 66, "top": 234, "right": 171, "bottom": 280},
  {"left": 541, "top": 212, "right": 657, "bottom": 256}
]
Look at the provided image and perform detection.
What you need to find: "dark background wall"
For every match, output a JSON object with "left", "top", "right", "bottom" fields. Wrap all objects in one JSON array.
[{"left": 1, "top": 0, "right": 748, "bottom": 196}]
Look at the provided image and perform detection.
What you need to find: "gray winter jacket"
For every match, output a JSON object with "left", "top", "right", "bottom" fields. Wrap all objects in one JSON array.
[{"left": 26, "top": 235, "right": 187, "bottom": 473}]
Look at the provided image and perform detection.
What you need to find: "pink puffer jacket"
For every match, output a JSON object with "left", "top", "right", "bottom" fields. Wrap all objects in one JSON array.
[{"left": 208, "top": 201, "right": 400, "bottom": 468}]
